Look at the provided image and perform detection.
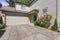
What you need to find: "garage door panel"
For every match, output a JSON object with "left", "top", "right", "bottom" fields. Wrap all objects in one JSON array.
[{"left": 6, "top": 16, "right": 29, "bottom": 25}]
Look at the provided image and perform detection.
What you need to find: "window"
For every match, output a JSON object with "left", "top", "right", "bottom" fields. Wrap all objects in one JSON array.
[
  {"left": 15, "top": 3, "right": 30, "bottom": 11},
  {"left": 21, "top": 4, "right": 26, "bottom": 10}
]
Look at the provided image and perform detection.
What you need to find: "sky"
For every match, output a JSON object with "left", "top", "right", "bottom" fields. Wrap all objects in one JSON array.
[{"left": 0, "top": 0, "right": 9, "bottom": 6}]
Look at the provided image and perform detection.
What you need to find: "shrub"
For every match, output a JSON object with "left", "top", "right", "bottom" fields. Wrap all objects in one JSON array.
[
  {"left": 0, "top": 16, "right": 2, "bottom": 24},
  {"left": 46, "top": 14, "right": 52, "bottom": 21},
  {"left": 34, "top": 15, "right": 52, "bottom": 28},
  {"left": 0, "top": 16, "right": 4, "bottom": 29},
  {"left": 0, "top": 24, "right": 3, "bottom": 29},
  {"left": 51, "top": 19, "right": 58, "bottom": 31},
  {"left": 34, "top": 20, "right": 39, "bottom": 26},
  {"left": 36, "top": 14, "right": 52, "bottom": 28}
]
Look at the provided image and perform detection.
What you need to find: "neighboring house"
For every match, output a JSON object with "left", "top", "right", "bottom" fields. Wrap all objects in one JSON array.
[{"left": 0, "top": 0, "right": 60, "bottom": 27}]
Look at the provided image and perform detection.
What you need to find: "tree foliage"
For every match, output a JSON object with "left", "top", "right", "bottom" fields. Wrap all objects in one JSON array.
[
  {"left": 6, "top": 0, "right": 15, "bottom": 7},
  {"left": 0, "top": 3, "right": 2, "bottom": 8},
  {"left": 6, "top": 0, "right": 34, "bottom": 7}
]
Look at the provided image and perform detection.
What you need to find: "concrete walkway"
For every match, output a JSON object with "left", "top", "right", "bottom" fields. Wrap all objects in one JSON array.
[{"left": 0, "top": 24, "right": 60, "bottom": 40}]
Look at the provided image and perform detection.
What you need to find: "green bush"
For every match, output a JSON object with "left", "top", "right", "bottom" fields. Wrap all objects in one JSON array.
[
  {"left": 0, "top": 16, "right": 4, "bottom": 29},
  {"left": 34, "top": 20, "right": 39, "bottom": 26},
  {"left": 0, "top": 16, "right": 2, "bottom": 24},
  {"left": 0, "top": 24, "right": 3, "bottom": 29},
  {"left": 51, "top": 19, "right": 58, "bottom": 31}
]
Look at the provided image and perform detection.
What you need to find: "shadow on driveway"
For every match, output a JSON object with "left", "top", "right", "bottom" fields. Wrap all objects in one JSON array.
[{"left": 0, "top": 30, "right": 6, "bottom": 38}]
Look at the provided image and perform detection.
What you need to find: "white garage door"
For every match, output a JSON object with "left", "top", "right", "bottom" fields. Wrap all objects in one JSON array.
[{"left": 6, "top": 15, "right": 30, "bottom": 25}]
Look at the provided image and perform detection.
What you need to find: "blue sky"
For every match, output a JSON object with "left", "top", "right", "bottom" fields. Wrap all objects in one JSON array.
[{"left": 0, "top": 0, "right": 9, "bottom": 6}]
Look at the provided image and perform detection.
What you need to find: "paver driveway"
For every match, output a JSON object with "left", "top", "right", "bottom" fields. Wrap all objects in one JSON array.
[{"left": 0, "top": 24, "right": 60, "bottom": 40}]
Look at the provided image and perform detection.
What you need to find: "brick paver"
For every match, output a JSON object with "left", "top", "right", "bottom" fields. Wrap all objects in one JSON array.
[{"left": 0, "top": 24, "right": 60, "bottom": 40}]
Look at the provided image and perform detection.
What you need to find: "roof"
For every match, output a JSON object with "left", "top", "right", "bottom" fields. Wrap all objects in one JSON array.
[
  {"left": 28, "top": 9, "right": 39, "bottom": 14},
  {"left": 0, "top": 7, "right": 39, "bottom": 14},
  {"left": 12, "top": 0, "right": 37, "bottom": 6}
]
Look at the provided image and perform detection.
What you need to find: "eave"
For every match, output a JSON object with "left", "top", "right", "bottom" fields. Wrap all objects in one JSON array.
[{"left": 0, "top": 7, "right": 39, "bottom": 15}]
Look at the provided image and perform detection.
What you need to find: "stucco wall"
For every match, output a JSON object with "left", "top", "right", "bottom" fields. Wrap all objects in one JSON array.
[
  {"left": 30, "top": 0, "right": 56, "bottom": 17},
  {"left": 58, "top": 0, "right": 60, "bottom": 27}
]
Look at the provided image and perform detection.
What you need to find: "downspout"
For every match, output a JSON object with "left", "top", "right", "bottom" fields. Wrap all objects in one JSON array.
[
  {"left": 56, "top": 0, "right": 58, "bottom": 20},
  {"left": 56, "top": 0, "right": 58, "bottom": 28}
]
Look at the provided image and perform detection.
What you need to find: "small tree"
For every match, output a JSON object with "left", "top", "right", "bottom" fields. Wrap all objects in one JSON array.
[
  {"left": 0, "top": 3, "right": 2, "bottom": 8},
  {"left": 6, "top": 0, "right": 15, "bottom": 7}
]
